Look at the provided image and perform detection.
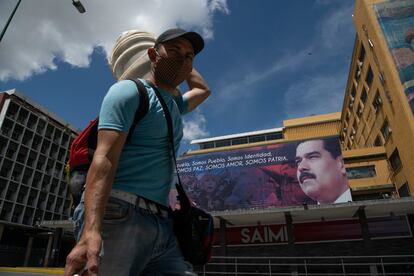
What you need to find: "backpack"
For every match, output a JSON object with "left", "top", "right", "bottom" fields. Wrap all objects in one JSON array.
[{"left": 66, "top": 79, "right": 149, "bottom": 206}]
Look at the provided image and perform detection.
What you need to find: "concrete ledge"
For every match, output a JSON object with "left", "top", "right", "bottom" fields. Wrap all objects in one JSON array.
[{"left": 0, "top": 267, "right": 64, "bottom": 275}]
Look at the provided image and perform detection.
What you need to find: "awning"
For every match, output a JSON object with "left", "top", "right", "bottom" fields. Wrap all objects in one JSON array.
[{"left": 212, "top": 197, "right": 414, "bottom": 226}]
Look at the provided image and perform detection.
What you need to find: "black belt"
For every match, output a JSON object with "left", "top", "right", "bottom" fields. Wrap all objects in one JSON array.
[{"left": 110, "top": 190, "right": 169, "bottom": 218}]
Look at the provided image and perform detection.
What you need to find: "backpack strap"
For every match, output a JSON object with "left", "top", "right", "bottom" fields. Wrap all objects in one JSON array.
[{"left": 126, "top": 79, "right": 149, "bottom": 143}]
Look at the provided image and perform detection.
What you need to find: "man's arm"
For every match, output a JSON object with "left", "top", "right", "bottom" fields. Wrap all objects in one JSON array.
[
  {"left": 64, "top": 129, "right": 127, "bottom": 276},
  {"left": 183, "top": 68, "right": 211, "bottom": 112}
]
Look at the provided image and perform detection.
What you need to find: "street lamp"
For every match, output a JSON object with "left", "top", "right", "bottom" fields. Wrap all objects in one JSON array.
[
  {"left": 0, "top": 0, "right": 22, "bottom": 43},
  {"left": 0, "top": 0, "right": 86, "bottom": 44},
  {"left": 72, "top": 0, "right": 86, "bottom": 13}
]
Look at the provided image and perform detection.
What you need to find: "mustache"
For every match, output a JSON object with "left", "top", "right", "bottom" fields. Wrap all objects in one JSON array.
[{"left": 299, "top": 172, "right": 316, "bottom": 183}]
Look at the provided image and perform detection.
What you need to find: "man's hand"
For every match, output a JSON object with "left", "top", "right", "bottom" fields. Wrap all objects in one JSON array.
[
  {"left": 64, "top": 231, "right": 102, "bottom": 276},
  {"left": 184, "top": 68, "right": 211, "bottom": 112}
]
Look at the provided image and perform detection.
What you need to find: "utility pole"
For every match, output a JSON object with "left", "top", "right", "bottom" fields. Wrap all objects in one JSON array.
[{"left": 0, "top": 0, "right": 22, "bottom": 43}]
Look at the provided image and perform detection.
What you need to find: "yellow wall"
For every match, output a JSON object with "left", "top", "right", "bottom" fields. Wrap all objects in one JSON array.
[
  {"left": 342, "top": 0, "right": 414, "bottom": 195},
  {"left": 283, "top": 112, "right": 341, "bottom": 141},
  {"left": 343, "top": 147, "right": 394, "bottom": 194}
]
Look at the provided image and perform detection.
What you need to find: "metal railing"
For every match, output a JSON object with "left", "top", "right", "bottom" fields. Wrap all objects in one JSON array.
[{"left": 195, "top": 255, "right": 414, "bottom": 276}]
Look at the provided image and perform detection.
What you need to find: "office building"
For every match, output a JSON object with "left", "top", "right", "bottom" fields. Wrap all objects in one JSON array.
[
  {"left": 341, "top": 0, "right": 414, "bottom": 197},
  {"left": 0, "top": 89, "right": 78, "bottom": 266}
]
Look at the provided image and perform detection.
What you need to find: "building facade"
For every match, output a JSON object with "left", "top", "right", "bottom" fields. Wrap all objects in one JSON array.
[
  {"left": 341, "top": 0, "right": 414, "bottom": 197},
  {"left": 0, "top": 90, "right": 78, "bottom": 266}
]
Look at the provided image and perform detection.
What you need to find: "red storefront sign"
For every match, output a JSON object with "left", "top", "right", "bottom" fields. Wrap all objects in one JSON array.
[{"left": 214, "top": 216, "right": 411, "bottom": 246}]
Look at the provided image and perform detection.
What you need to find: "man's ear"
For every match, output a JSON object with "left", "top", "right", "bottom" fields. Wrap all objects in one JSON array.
[
  {"left": 336, "top": 156, "right": 346, "bottom": 175},
  {"left": 148, "top": 47, "right": 156, "bottom": 62}
]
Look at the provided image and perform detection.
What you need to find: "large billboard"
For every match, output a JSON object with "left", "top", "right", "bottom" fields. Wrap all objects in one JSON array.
[
  {"left": 375, "top": 0, "right": 414, "bottom": 115},
  {"left": 177, "top": 136, "right": 351, "bottom": 212}
]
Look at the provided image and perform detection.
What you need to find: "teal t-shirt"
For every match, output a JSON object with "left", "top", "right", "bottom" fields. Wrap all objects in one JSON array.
[{"left": 98, "top": 79, "right": 188, "bottom": 207}]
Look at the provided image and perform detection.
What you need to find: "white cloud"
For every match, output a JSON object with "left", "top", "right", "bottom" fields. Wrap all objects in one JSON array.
[
  {"left": 183, "top": 111, "right": 210, "bottom": 142},
  {"left": 283, "top": 72, "right": 347, "bottom": 119},
  {"left": 217, "top": 47, "right": 313, "bottom": 100},
  {"left": 319, "top": 4, "right": 354, "bottom": 51},
  {"left": 0, "top": 0, "right": 228, "bottom": 81}
]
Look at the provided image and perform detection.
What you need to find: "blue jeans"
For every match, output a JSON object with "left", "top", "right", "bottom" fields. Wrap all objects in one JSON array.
[{"left": 72, "top": 195, "right": 196, "bottom": 276}]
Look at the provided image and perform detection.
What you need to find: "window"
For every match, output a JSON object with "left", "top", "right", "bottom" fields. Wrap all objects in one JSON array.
[
  {"left": 232, "top": 137, "right": 248, "bottom": 145},
  {"left": 380, "top": 119, "right": 391, "bottom": 141},
  {"left": 372, "top": 91, "right": 382, "bottom": 112},
  {"left": 356, "top": 103, "right": 363, "bottom": 118},
  {"left": 389, "top": 149, "right": 402, "bottom": 172},
  {"left": 351, "top": 85, "right": 356, "bottom": 98},
  {"left": 355, "top": 67, "right": 362, "bottom": 80},
  {"left": 365, "top": 67, "right": 373, "bottom": 87},
  {"left": 248, "top": 135, "right": 265, "bottom": 143},
  {"left": 342, "top": 125, "right": 348, "bottom": 134},
  {"left": 352, "top": 120, "right": 358, "bottom": 134},
  {"left": 346, "top": 166, "right": 376, "bottom": 179},
  {"left": 398, "top": 182, "right": 410, "bottom": 197},
  {"left": 374, "top": 135, "right": 382, "bottom": 146},
  {"left": 379, "top": 72, "right": 385, "bottom": 85},
  {"left": 1, "top": 118, "right": 14, "bottom": 137},
  {"left": 215, "top": 140, "right": 231, "bottom": 148},
  {"left": 360, "top": 88, "right": 368, "bottom": 104},
  {"left": 359, "top": 45, "right": 366, "bottom": 62},
  {"left": 266, "top": 133, "right": 283, "bottom": 141},
  {"left": 6, "top": 101, "right": 19, "bottom": 119}
]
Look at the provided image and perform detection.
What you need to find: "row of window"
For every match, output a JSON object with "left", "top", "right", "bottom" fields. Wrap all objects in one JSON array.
[
  {"left": 0, "top": 201, "right": 71, "bottom": 226},
  {"left": 1, "top": 118, "right": 71, "bottom": 160},
  {"left": 4, "top": 101, "right": 72, "bottom": 147},
  {"left": 199, "top": 132, "right": 283, "bottom": 150},
  {"left": 346, "top": 165, "right": 376, "bottom": 179}
]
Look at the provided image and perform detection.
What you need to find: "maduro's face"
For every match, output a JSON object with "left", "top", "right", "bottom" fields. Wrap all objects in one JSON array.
[{"left": 295, "top": 140, "right": 346, "bottom": 203}]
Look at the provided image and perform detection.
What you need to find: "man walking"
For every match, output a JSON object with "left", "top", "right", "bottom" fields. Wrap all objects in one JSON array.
[{"left": 64, "top": 28, "right": 210, "bottom": 276}]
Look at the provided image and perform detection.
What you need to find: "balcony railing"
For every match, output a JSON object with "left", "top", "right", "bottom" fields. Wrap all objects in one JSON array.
[{"left": 196, "top": 255, "right": 414, "bottom": 276}]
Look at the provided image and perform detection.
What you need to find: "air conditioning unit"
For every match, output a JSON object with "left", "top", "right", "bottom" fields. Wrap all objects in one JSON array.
[
  {"left": 368, "top": 39, "right": 374, "bottom": 48},
  {"left": 382, "top": 193, "right": 391, "bottom": 199},
  {"left": 379, "top": 73, "right": 385, "bottom": 84},
  {"left": 378, "top": 97, "right": 383, "bottom": 104}
]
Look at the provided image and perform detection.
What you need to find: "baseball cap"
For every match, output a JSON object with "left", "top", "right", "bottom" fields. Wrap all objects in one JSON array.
[{"left": 155, "top": 28, "right": 204, "bottom": 55}]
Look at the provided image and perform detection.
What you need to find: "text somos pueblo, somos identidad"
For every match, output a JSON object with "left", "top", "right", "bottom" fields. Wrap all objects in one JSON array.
[{"left": 177, "top": 153, "right": 288, "bottom": 173}]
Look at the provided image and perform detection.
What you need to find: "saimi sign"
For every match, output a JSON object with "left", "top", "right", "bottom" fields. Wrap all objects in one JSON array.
[
  {"left": 177, "top": 136, "right": 351, "bottom": 212},
  {"left": 213, "top": 216, "right": 411, "bottom": 246},
  {"left": 238, "top": 225, "right": 288, "bottom": 244}
]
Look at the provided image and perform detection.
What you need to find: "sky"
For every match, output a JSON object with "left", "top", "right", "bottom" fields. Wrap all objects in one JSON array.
[{"left": 0, "top": 0, "right": 356, "bottom": 153}]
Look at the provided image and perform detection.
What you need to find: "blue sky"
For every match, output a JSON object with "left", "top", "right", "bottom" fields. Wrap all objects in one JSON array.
[{"left": 0, "top": 0, "right": 355, "bottom": 153}]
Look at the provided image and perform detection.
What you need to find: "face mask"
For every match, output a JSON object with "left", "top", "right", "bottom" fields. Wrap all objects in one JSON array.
[{"left": 153, "top": 50, "right": 192, "bottom": 87}]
